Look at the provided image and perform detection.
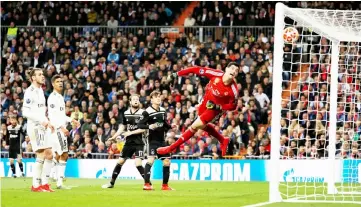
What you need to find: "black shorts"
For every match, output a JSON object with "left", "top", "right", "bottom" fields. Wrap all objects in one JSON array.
[
  {"left": 9, "top": 148, "right": 21, "bottom": 159},
  {"left": 148, "top": 142, "right": 171, "bottom": 159},
  {"left": 120, "top": 145, "right": 145, "bottom": 159}
]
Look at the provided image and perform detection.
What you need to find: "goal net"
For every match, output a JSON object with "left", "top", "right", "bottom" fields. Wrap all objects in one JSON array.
[{"left": 270, "top": 3, "right": 361, "bottom": 204}]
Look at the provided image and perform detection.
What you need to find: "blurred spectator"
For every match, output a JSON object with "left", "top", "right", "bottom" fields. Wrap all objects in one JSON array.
[
  {"left": 108, "top": 143, "right": 120, "bottom": 159},
  {"left": 209, "top": 144, "right": 220, "bottom": 159}
]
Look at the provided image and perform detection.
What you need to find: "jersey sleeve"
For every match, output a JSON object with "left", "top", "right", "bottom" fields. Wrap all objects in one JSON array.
[
  {"left": 5, "top": 127, "right": 10, "bottom": 145},
  {"left": 177, "top": 66, "right": 224, "bottom": 79},
  {"left": 120, "top": 111, "right": 127, "bottom": 126},
  {"left": 137, "top": 110, "right": 150, "bottom": 129},
  {"left": 22, "top": 90, "right": 47, "bottom": 123}
]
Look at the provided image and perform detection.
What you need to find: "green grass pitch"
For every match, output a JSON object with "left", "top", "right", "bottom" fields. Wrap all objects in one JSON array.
[{"left": 1, "top": 178, "right": 360, "bottom": 207}]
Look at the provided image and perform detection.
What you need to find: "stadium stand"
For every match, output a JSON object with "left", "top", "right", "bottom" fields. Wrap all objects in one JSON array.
[{"left": 1, "top": 1, "right": 360, "bottom": 160}]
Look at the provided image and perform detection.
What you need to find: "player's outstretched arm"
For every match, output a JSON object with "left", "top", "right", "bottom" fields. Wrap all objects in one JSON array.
[
  {"left": 108, "top": 124, "right": 125, "bottom": 141},
  {"left": 177, "top": 66, "right": 224, "bottom": 79},
  {"left": 123, "top": 129, "right": 146, "bottom": 138},
  {"left": 109, "top": 111, "right": 127, "bottom": 141}
]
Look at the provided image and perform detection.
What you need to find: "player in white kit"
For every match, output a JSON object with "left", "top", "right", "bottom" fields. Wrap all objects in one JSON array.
[
  {"left": 47, "top": 75, "right": 80, "bottom": 189},
  {"left": 22, "top": 68, "right": 55, "bottom": 192}
]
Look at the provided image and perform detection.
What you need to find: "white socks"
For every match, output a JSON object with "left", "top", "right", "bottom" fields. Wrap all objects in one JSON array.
[
  {"left": 57, "top": 160, "right": 66, "bottom": 187},
  {"left": 50, "top": 160, "right": 58, "bottom": 180},
  {"left": 33, "top": 158, "right": 44, "bottom": 188},
  {"left": 41, "top": 159, "right": 53, "bottom": 185}
]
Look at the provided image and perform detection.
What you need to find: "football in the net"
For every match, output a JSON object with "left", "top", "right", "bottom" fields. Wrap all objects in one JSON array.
[{"left": 283, "top": 27, "right": 299, "bottom": 43}]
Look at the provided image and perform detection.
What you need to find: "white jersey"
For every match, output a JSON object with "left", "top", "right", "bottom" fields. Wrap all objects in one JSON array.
[
  {"left": 47, "top": 91, "right": 71, "bottom": 129},
  {"left": 22, "top": 84, "right": 47, "bottom": 127}
]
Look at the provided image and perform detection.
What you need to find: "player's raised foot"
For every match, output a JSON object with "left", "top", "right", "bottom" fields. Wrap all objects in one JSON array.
[
  {"left": 157, "top": 146, "right": 171, "bottom": 155},
  {"left": 161, "top": 184, "right": 174, "bottom": 191},
  {"left": 220, "top": 138, "right": 230, "bottom": 157},
  {"left": 143, "top": 183, "right": 154, "bottom": 191},
  {"left": 41, "top": 184, "right": 55, "bottom": 192},
  {"left": 101, "top": 183, "right": 114, "bottom": 189},
  {"left": 31, "top": 186, "right": 45, "bottom": 192}
]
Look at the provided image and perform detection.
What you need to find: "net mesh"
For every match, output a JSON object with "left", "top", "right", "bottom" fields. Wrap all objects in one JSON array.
[
  {"left": 294, "top": 9, "right": 361, "bottom": 35},
  {"left": 278, "top": 8, "right": 361, "bottom": 202}
]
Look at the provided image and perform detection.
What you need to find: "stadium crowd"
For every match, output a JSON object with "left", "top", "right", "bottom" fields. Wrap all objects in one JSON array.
[
  {"left": 279, "top": 40, "right": 361, "bottom": 160},
  {"left": 1, "top": 1, "right": 360, "bottom": 160}
]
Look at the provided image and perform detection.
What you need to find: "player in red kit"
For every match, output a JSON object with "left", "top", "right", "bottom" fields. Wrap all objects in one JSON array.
[{"left": 157, "top": 62, "right": 239, "bottom": 156}]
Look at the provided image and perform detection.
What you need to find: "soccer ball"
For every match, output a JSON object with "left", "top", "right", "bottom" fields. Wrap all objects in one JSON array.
[{"left": 283, "top": 27, "right": 299, "bottom": 43}]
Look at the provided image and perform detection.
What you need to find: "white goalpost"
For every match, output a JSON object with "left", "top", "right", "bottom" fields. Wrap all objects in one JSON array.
[{"left": 257, "top": 2, "right": 361, "bottom": 206}]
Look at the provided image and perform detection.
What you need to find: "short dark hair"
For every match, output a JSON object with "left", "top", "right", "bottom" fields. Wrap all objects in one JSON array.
[
  {"left": 28, "top": 67, "right": 43, "bottom": 81},
  {"left": 227, "top": 62, "right": 239, "bottom": 68},
  {"left": 51, "top": 74, "right": 62, "bottom": 83},
  {"left": 130, "top": 94, "right": 140, "bottom": 100},
  {"left": 150, "top": 91, "right": 161, "bottom": 99}
]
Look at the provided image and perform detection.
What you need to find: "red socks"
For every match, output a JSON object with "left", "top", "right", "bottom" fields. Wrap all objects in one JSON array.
[
  {"left": 204, "top": 124, "right": 225, "bottom": 142},
  {"left": 170, "top": 128, "right": 196, "bottom": 150}
]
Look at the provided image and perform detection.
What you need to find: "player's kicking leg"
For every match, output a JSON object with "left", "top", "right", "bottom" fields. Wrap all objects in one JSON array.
[
  {"left": 157, "top": 105, "right": 229, "bottom": 156},
  {"left": 203, "top": 123, "right": 230, "bottom": 156}
]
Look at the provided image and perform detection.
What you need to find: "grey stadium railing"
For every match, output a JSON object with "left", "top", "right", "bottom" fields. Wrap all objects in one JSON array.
[
  {"left": 0, "top": 151, "right": 268, "bottom": 160},
  {"left": 1, "top": 26, "right": 275, "bottom": 42}
]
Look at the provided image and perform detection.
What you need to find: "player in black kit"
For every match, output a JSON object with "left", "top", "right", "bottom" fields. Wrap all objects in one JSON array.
[
  {"left": 102, "top": 94, "right": 146, "bottom": 189},
  {"left": 138, "top": 91, "right": 174, "bottom": 190},
  {"left": 7, "top": 114, "right": 25, "bottom": 177}
]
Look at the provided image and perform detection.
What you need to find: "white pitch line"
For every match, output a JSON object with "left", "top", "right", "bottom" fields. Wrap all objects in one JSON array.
[{"left": 242, "top": 201, "right": 273, "bottom": 207}]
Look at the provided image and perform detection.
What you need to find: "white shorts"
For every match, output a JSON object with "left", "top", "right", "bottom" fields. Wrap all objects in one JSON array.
[
  {"left": 51, "top": 129, "right": 68, "bottom": 155},
  {"left": 28, "top": 126, "right": 52, "bottom": 152}
]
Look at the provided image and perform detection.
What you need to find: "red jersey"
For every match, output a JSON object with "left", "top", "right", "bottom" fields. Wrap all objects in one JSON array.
[{"left": 177, "top": 66, "right": 238, "bottom": 111}]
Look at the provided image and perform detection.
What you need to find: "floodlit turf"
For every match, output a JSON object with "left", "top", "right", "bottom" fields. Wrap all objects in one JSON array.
[{"left": 1, "top": 178, "right": 360, "bottom": 207}]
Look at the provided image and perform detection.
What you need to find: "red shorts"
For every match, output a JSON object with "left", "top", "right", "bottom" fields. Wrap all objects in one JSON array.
[{"left": 197, "top": 100, "right": 223, "bottom": 124}]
